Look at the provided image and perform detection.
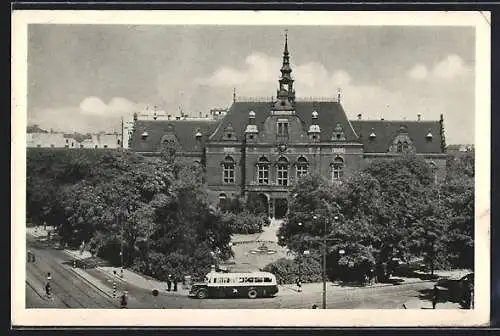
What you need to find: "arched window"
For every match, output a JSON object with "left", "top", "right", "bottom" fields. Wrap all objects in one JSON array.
[
  {"left": 222, "top": 156, "right": 235, "bottom": 184},
  {"left": 257, "top": 157, "right": 270, "bottom": 185},
  {"left": 403, "top": 141, "right": 409, "bottom": 152},
  {"left": 296, "top": 157, "right": 308, "bottom": 179},
  {"left": 397, "top": 141, "right": 403, "bottom": 153},
  {"left": 276, "top": 157, "right": 289, "bottom": 186},
  {"left": 331, "top": 157, "right": 344, "bottom": 181}
]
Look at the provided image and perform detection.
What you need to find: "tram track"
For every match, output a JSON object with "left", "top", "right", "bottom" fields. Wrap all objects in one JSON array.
[{"left": 26, "top": 241, "right": 119, "bottom": 309}]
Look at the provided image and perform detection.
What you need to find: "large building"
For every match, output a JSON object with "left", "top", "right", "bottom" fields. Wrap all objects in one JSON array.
[{"left": 130, "top": 34, "right": 447, "bottom": 218}]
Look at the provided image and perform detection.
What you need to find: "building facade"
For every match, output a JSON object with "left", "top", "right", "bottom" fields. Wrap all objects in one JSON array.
[{"left": 130, "top": 34, "right": 448, "bottom": 218}]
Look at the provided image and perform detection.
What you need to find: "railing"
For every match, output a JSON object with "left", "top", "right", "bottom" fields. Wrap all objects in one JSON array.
[
  {"left": 296, "top": 97, "right": 337, "bottom": 102},
  {"left": 235, "top": 96, "right": 337, "bottom": 103},
  {"left": 236, "top": 96, "right": 274, "bottom": 102}
]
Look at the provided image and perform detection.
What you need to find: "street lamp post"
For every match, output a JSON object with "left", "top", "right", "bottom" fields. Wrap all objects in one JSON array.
[{"left": 313, "top": 214, "right": 340, "bottom": 310}]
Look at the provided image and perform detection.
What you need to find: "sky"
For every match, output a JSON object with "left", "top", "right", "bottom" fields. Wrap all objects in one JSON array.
[{"left": 27, "top": 24, "right": 475, "bottom": 144}]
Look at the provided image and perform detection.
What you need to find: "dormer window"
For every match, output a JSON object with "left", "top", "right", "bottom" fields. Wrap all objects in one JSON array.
[
  {"left": 426, "top": 130, "right": 433, "bottom": 141},
  {"left": 223, "top": 123, "right": 237, "bottom": 141},
  {"left": 332, "top": 123, "right": 345, "bottom": 141},
  {"left": 141, "top": 131, "right": 149, "bottom": 140},
  {"left": 369, "top": 128, "right": 376, "bottom": 140}
]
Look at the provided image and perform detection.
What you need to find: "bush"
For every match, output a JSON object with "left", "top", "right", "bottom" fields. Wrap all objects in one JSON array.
[
  {"left": 263, "top": 256, "right": 322, "bottom": 284},
  {"left": 226, "top": 211, "right": 268, "bottom": 234}
]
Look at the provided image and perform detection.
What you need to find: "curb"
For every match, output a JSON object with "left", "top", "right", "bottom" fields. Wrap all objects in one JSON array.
[
  {"left": 279, "top": 279, "right": 433, "bottom": 294},
  {"left": 68, "top": 267, "right": 115, "bottom": 300}
]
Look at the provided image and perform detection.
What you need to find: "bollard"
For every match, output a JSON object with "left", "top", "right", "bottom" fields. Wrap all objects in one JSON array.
[{"left": 112, "top": 281, "right": 117, "bottom": 298}]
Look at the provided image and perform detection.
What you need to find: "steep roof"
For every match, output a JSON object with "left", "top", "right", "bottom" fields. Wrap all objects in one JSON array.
[
  {"left": 209, "top": 100, "right": 359, "bottom": 142},
  {"left": 131, "top": 119, "right": 220, "bottom": 152},
  {"left": 350, "top": 120, "right": 443, "bottom": 153}
]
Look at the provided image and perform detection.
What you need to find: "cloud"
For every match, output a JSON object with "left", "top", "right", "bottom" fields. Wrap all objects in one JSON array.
[
  {"left": 196, "top": 52, "right": 353, "bottom": 98},
  {"left": 407, "top": 54, "right": 471, "bottom": 81},
  {"left": 433, "top": 54, "right": 470, "bottom": 79},
  {"left": 80, "top": 96, "right": 138, "bottom": 116},
  {"left": 192, "top": 51, "right": 473, "bottom": 144},
  {"left": 407, "top": 64, "right": 428, "bottom": 81},
  {"left": 30, "top": 96, "right": 139, "bottom": 133}
]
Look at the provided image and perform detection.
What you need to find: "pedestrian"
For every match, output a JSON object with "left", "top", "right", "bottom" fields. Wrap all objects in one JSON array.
[
  {"left": 312, "top": 304, "right": 318, "bottom": 309},
  {"left": 120, "top": 291, "right": 128, "bottom": 308},
  {"left": 173, "top": 276, "right": 178, "bottom": 292},
  {"left": 369, "top": 268, "right": 375, "bottom": 286},
  {"left": 432, "top": 284, "right": 439, "bottom": 309},
  {"left": 166, "top": 274, "right": 172, "bottom": 292},
  {"left": 47, "top": 272, "right": 52, "bottom": 282},
  {"left": 296, "top": 278, "right": 302, "bottom": 292}
]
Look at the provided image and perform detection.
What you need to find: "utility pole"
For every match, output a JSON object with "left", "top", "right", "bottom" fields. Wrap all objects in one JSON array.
[
  {"left": 121, "top": 117, "right": 124, "bottom": 149},
  {"left": 322, "top": 218, "right": 327, "bottom": 309}
]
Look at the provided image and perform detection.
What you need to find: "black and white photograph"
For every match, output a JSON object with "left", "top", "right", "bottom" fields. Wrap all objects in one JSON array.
[{"left": 12, "top": 10, "right": 490, "bottom": 327}]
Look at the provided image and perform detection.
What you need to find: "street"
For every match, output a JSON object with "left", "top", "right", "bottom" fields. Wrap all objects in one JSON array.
[
  {"left": 26, "top": 236, "right": 120, "bottom": 309},
  {"left": 26, "top": 235, "right": 437, "bottom": 309}
]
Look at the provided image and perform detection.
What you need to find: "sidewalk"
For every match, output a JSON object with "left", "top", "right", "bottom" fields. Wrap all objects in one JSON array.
[
  {"left": 62, "top": 249, "right": 189, "bottom": 296},
  {"left": 278, "top": 276, "right": 431, "bottom": 295}
]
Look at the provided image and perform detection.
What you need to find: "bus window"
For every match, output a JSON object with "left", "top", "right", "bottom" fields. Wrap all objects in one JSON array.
[
  {"left": 255, "top": 277, "right": 263, "bottom": 283},
  {"left": 213, "top": 278, "right": 217, "bottom": 283},
  {"left": 264, "top": 277, "right": 272, "bottom": 283},
  {"left": 247, "top": 277, "right": 254, "bottom": 283},
  {"left": 239, "top": 277, "right": 245, "bottom": 283}
]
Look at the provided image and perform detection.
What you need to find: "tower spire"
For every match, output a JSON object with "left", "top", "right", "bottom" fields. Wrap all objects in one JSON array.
[
  {"left": 284, "top": 29, "right": 289, "bottom": 55},
  {"left": 274, "top": 30, "right": 295, "bottom": 110}
]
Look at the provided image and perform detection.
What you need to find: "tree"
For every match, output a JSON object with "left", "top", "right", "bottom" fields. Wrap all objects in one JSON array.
[{"left": 278, "top": 155, "right": 453, "bottom": 283}]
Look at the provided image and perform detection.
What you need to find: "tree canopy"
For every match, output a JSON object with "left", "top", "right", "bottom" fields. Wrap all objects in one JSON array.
[{"left": 277, "top": 154, "right": 474, "bottom": 282}]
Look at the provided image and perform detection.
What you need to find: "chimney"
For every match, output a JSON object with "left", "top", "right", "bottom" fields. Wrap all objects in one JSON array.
[
  {"left": 176, "top": 116, "right": 181, "bottom": 120},
  {"left": 199, "top": 112, "right": 202, "bottom": 118},
  {"left": 357, "top": 114, "right": 362, "bottom": 120},
  {"left": 167, "top": 115, "right": 171, "bottom": 120},
  {"left": 381, "top": 118, "right": 385, "bottom": 121},
  {"left": 417, "top": 114, "right": 421, "bottom": 121}
]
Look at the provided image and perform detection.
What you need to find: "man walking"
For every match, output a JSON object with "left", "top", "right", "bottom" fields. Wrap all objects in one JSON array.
[
  {"left": 166, "top": 274, "right": 172, "bottom": 292},
  {"left": 432, "top": 284, "right": 439, "bottom": 309}
]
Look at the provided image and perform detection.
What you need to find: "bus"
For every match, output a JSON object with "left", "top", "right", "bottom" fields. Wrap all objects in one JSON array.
[{"left": 189, "top": 271, "right": 279, "bottom": 299}]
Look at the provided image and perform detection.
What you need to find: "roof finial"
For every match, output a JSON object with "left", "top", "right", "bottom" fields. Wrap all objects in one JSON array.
[
  {"left": 233, "top": 88, "right": 236, "bottom": 103},
  {"left": 337, "top": 88, "right": 342, "bottom": 103}
]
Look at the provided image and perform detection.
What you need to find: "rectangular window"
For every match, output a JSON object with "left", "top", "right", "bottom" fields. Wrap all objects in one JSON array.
[
  {"left": 223, "top": 163, "right": 235, "bottom": 184},
  {"left": 277, "top": 120, "right": 289, "bottom": 137},
  {"left": 255, "top": 277, "right": 263, "bottom": 283},
  {"left": 264, "top": 277, "right": 272, "bottom": 283},
  {"left": 332, "top": 165, "right": 343, "bottom": 181},
  {"left": 277, "top": 165, "right": 288, "bottom": 186},
  {"left": 258, "top": 165, "right": 269, "bottom": 184}
]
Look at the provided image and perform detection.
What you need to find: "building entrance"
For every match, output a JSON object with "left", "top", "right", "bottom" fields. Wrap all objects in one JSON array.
[{"left": 274, "top": 198, "right": 288, "bottom": 219}]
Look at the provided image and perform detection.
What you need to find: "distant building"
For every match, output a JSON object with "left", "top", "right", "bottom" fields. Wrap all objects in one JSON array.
[
  {"left": 27, "top": 130, "right": 121, "bottom": 149},
  {"left": 129, "top": 33, "right": 448, "bottom": 218},
  {"left": 446, "top": 144, "right": 474, "bottom": 155}
]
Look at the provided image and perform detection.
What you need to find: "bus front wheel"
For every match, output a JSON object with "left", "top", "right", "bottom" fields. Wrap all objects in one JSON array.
[
  {"left": 196, "top": 289, "right": 208, "bottom": 299},
  {"left": 247, "top": 289, "right": 258, "bottom": 299}
]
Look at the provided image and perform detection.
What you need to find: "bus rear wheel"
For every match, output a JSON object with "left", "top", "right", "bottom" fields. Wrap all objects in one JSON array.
[
  {"left": 196, "top": 289, "right": 208, "bottom": 299},
  {"left": 247, "top": 289, "right": 258, "bottom": 299}
]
